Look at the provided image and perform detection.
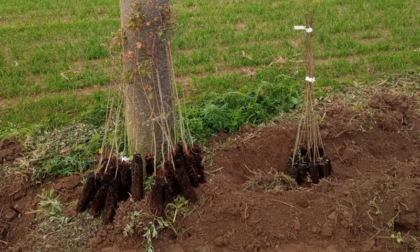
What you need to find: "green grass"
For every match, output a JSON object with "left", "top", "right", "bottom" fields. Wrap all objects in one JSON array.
[
  {"left": 185, "top": 72, "right": 301, "bottom": 141},
  {"left": 0, "top": 91, "right": 109, "bottom": 138},
  {"left": 0, "top": 0, "right": 419, "bottom": 140}
]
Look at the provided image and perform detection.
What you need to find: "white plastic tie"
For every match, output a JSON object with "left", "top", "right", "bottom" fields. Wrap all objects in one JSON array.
[
  {"left": 121, "top": 156, "right": 130, "bottom": 162},
  {"left": 306, "top": 76, "right": 316, "bottom": 83},
  {"left": 294, "top": 25, "right": 313, "bottom": 33}
]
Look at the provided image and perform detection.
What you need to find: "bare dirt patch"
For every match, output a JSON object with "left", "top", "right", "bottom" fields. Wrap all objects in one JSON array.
[
  {"left": 368, "top": 91, "right": 419, "bottom": 132},
  {"left": 0, "top": 138, "right": 23, "bottom": 165},
  {"left": 0, "top": 173, "right": 99, "bottom": 251},
  {"left": 1, "top": 91, "right": 419, "bottom": 251}
]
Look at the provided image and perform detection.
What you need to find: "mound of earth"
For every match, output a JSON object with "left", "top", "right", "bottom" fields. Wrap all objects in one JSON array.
[
  {"left": 90, "top": 91, "right": 420, "bottom": 252},
  {"left": 0, "top": 91, "right": 419, "bottom": 252}
]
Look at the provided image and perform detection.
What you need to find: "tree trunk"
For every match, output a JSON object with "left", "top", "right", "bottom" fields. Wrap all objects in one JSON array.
[{"left": 120, "top": 0, "right": 174, "bottom": 158}]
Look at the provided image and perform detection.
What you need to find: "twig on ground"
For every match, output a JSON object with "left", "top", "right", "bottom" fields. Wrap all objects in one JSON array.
[
  {"left": 285, "top": 230, "right": 297, "bottom": 240},
  {"left": 193, "top": 206, "right": 204, "bottom": 222},
  {"left": 366, "top": 209, "right": 374, "bottom": 223},
  {"left": 8, "top": 188, "right": 21, "bottom": 197},
  {"left": 206, "top": 167, "right": 224, "bottom": 174},
  {"left": 334, "top": 130, "right": 351, "bottom": 138},
  {"left": 269, "top": 199, "right": 301, "bottom": 214},
  {"left": 377, "top": 80, "right": 387, "bottom": 86},
  {"left": 332, "top": 143, "right": 345, "bottom": 163},
  {"left": 244, "top": 202, "right": 249, "bottom": 232},
  {"left": 367, "top": 228, "right": 382, "bottom": 241},
  {"left": 9, "top": 206, "right": 21, "bottom": 217},
  {"left": 355, "top": 168, "right": 364, "bottom": 178},
  {"left": 399, "top": 187, "right": 420, "bottom": 193},
  {"left": 243, "top": 164, "right": 258, "bottom": 176}
]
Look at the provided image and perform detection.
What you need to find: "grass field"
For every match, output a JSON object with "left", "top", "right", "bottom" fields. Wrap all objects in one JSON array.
[{"left": 0, "top": 0, "right": 419, "bottom": 139}]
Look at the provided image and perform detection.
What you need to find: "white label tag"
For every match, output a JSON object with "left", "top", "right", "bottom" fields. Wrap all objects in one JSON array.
[
  {"left": 306, "top": 76, "right": 316, "bottom": 83},
  {"left": 294, "top": 25, "right": 313, "bottom": 33}
]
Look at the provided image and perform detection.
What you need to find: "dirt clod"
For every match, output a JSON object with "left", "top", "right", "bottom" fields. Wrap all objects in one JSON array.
[
  {"left": 396, "top": 212, "right": 418, "bottom": 230},
  {"left": 322, "top": 226, "right": 334, "bottom": 237},
  {"left": 214, "top": 236, "right": 225, "bottom": 247},
  {"left": 362, "top": 239, "right": 381, "bottom": 252},
  {"left": 292, "top": 218, "right": 301, "bottom": 231},
  {"left": 328, "top": 211, "right": 338, "bottom": 222},
  {"left": 368, "top": 92, "right": 417, "bottom": 131}
]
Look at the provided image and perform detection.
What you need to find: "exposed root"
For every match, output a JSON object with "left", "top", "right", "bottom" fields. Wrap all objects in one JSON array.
[
  {"left": 150, "top": 171, "right": 166, "bottom": 216},
  {"left": 77, "top": 157, "right": 135, "bottom": 224},
  {"left": 191, "top": 144, "right": 206, "bottom": 184},
  {"left": 149, "top": 143, "right": 205, "bottom": 214},
  {"left": 131, "top": 154, "right": 144, "bottom": 201},
  {"left": 76, "top": 173, "right": 100, "bottom": 213},
  {"left": 101, "top": 179, "right": 120, "bottom": 225},
  {"left": 145, "top": 153, "right": 155, "bottom": 177}
]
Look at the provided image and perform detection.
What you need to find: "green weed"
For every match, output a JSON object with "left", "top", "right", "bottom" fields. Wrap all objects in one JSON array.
[
  {"left": 391, "top": 232, "right": 404, "bottom": 244},
  {"left": 37, "top": 189, "right": 70, "bottom": 224},
  {"left": 144, "top": 176, "right": 155, "bottom": 191},
  {"left": 165, "top": 196, "right": 190, "bottom": 223},
  {"left": 123, "top": 210, "right": 146, "bottom": 237},
  {"left": 123, "top": 209, "right": 177, "bottom": 252},
  {"left": 35, "top": 190, "right": 100, "bottom": 252},
  {"left": 185, "top": 75, "right": 301, "bottom": 141},
  {"left": 34, "top": 213, "right": 100, "bottom": 252},
  {"left": 143, "top": 217, "right": 176, "bottom": 252},
  {"left": 27, "top": 123, "right": 103, "bottom": 179}
]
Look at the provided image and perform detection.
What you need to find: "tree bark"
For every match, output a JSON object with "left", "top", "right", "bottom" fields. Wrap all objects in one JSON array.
[{"left": 120, "top": 0, "right": 174, "bottom": 158}]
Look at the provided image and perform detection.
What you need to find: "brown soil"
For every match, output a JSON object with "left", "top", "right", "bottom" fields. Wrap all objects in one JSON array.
[
  {"left": 0, "top": 174, "right": 83, "bottom": 251},
  {"left": 1, "top": 91, "right": 419, "bottom": 251},
  {"left": 0, "top": 138, "right": 23, "bottom": 164}
]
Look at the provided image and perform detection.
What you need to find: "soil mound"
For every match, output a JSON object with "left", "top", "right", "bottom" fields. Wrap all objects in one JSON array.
[{"left": 368, "top": 92, "right": 418, "bottom": 131}]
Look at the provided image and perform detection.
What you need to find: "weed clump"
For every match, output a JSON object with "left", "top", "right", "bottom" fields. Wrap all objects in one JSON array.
[
  {"left": 26, "top": 123, "right": 103, "bottom": 180},
  {"left": 245, "top": 170, "right": 297, "bottom": 191},
  {"left": 186, "top": 79, "right": 301, "bottom": 141}
]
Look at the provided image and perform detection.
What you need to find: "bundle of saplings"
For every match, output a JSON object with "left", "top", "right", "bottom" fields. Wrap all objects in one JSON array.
[{"left": 76, "top": 144, "right": 205, "bottom": 224}]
